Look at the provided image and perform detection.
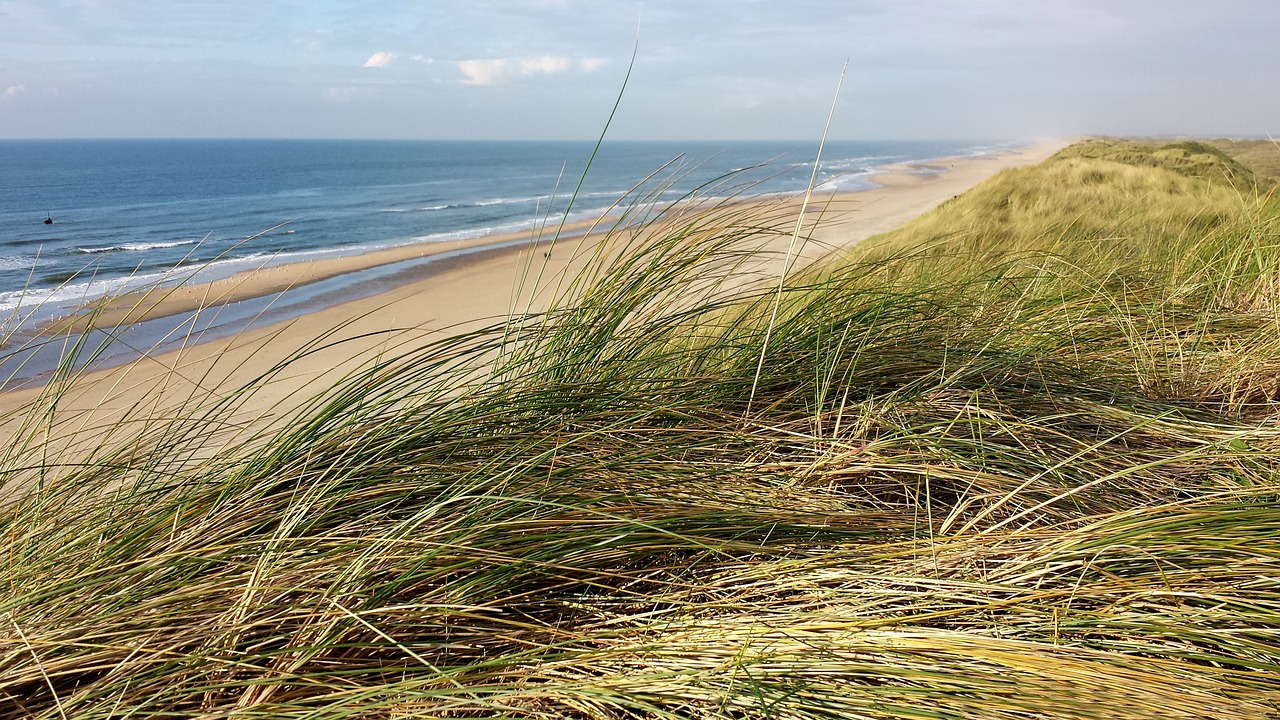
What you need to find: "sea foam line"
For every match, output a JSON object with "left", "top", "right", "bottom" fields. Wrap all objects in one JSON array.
[{"left": 75, "top": 239, "right": 199, "bottom": 254}]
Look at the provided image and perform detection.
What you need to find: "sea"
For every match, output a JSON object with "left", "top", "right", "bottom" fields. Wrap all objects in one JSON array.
[{"left": 0, "top": 138, "right": 1004, "bottom": 385}]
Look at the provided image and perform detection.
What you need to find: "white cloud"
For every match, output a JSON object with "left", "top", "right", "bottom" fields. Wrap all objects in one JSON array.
[
  {"left": 519, "top": 56, "right": 570, "bottom": 75},
  {"left": 410, "top": 55, "right": 435, "bottom": 64},
  {"left": 363, "top": 51, "right": 395, "bottom": 68},
  {"left": 580, "top": 58, "right": 608, "bottom": 72},
  {"left": 457, "top": 55, "right": 596, "bottom": 85},
  {"left": 456, "top": 59, "right": 510, "bottom": 85},
  {"left": 2, "top": 84, "right": 27, "bottom": 101}
]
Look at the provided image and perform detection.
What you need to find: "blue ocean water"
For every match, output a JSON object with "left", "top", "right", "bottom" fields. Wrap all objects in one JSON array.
[{"left": 0, "top": 139, "right": 1001, "bottom": 327}]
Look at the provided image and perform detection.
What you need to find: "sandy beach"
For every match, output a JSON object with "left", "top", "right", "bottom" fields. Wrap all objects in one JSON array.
[{"left": 0, "top": 139, "right": 1069, "bottom": 454}]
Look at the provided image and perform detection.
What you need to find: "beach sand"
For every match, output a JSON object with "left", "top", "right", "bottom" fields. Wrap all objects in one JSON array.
[{"left": 0, "top": 139, "right": 1070, "bottom": 459}]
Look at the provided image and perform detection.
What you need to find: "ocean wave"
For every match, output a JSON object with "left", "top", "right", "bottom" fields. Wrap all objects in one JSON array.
[
  {"left": 820, "top": 155, "right": 898, "bottom": 171},
  {"left": 576, "top": 189, "right": 630, "bottom": 200},
  {"left": 474, "top": 193, "right": 555, "bottom": 207},
  {"left": 814, "top": 171, "right": 877, "bottom": 193},
  {"left": 419, "top": 191, "right": 621, "bottom": 214},
  {"left": 75, "top": 239, "right": 198, "bottom": 254},
  {"left": 0, "top": 250, "right": 275, "bottom": 317},
  {"left": 0, "top": 267, "right": 191, "bottom": 315},
  {"left": 404, "top": 204, "right": 616, "bottom": 246},
  {"left": 0, "top": 255, "right": 38, "bottom": 272}
]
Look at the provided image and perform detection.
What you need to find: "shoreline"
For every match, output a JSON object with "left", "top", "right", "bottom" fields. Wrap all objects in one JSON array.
[
  {"left": 30, "top": 215, "right": 610, "bottom": 337},
  {"left": 23, "top": 144, "right": 1041, "bottom": 339},
  {"left": 0, "top": 139, "right": 1071, "bottom": 416}
]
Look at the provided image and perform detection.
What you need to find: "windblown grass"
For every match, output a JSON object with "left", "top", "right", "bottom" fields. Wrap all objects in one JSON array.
[{"left": 2, "top": 140, "right": 1279, "bottom": 718}]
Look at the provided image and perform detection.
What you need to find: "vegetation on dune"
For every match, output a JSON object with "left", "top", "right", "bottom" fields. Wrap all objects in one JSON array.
[
  {"left": 861, "top": 137, "right": 1275, "bottom": 260},
  {"left": 2, "top": 140, "right": 1280, "bottom": 718},
  {"left": 845, "top": 138, "right": 1280, "bottom": 411},
  {"left": 1209, "top": 137, "right": 1280, "bottom": 179},
  {"left": 1055, "top": 138, "right": 1265, "bottom": 187}
]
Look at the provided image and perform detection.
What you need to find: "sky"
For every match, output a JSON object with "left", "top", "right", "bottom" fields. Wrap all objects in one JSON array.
[{"left": 0, "top": 0, "right": 1277, "bottom": 141}]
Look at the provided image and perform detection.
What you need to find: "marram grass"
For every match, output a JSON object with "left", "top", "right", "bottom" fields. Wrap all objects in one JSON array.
[{"left": 2, "top": 141, "right": 1279, "bottom": 719}]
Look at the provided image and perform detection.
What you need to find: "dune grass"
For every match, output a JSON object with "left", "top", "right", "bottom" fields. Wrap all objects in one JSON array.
[
  {"left": 1, "top": 140, "right": 1280, "bottom": 718},
  {"left": 1209, "top": 138, "right": 1280, "bottom": 179}
]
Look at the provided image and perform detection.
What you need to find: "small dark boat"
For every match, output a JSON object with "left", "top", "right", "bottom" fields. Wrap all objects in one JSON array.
[{"left": 44, "top": 216, "right": 53, "bottom": 225}]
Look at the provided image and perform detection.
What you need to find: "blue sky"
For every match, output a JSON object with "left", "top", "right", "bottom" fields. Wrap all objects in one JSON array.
[{"left": 1, "top": 0, "right": 1277, "bottom": 140}]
